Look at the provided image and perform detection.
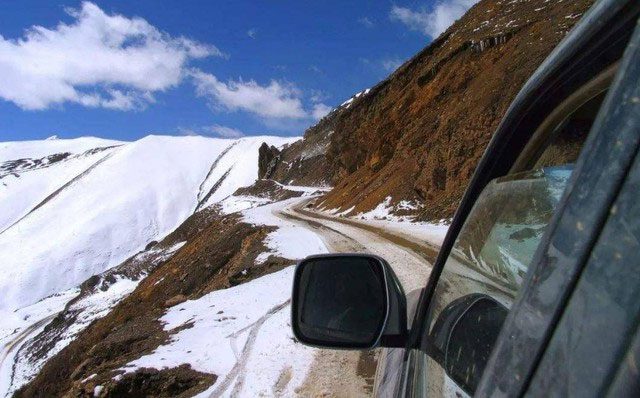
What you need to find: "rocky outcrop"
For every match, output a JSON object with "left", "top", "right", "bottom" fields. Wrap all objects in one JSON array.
[
  {"left": 257, "top": 143, "right": 280, "bottom": 179},
  {"left": 263, "top": 112, "right": 338, "bottom": 186}
]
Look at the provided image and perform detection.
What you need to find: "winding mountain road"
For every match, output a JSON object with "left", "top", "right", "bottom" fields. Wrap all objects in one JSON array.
[
  {"left": 278, "top": 198, "right": 438, "bottom": 293},
  {"left": 0, "top": 314, "right": 57, "bottom": 397},
  {"left": 274, "top": 197, "right": 441, "bottom": 397}
]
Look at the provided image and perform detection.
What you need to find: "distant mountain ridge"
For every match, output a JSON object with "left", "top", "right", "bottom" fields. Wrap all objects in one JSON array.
[{"left": 0, "top": 135, "right": 295, "bottom": 315}]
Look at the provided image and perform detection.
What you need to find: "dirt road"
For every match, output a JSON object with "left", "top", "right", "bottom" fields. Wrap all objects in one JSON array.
[
  {"left": 278, "top": 199, "right": 438, "bottom": 293},
  {"left": 275, "top": 198, "right": 440, "bottom": 397},
  {"left": 0, "top": 314, "right": 57, "bottom": 397}
]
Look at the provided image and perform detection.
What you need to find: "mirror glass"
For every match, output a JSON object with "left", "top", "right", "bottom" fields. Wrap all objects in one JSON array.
[{"left": 294, "top": 255, "right": 387, "bottom": 347}]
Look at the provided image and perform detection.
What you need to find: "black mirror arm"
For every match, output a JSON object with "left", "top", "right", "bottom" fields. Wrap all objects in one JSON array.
[
  {"left": 377, "top": 259, "right": 409, "bottom": 348},
  {"left": 380, "top": 333, "right": 408, "bottom": 347}
]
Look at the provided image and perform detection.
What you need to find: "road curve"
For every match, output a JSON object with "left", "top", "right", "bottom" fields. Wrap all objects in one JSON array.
[
  {"left": 277, "top": 198, "right": 438, "bottom": 294},
  {"left": 273, "top": 197, "right": 441, "bottom": 397},
  {"left": 0, "top": 314, "right": 57, "bottom": 397}
]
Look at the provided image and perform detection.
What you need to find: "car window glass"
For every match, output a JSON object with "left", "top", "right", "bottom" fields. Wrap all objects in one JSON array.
[
  {"left": 415, "top": 88, "right": 602, "bottom": 397},
  {"left": 411, "top": 166, "right": 573, "bottom": 397}
]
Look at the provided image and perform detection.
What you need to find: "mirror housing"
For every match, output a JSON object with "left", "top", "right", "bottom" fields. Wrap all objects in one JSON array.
[
  {"left": 291, "top": 253, "right": 407, "bottom": 349},
  {"left": 429, "top": 294, "right": 507, "bottom": 394}
]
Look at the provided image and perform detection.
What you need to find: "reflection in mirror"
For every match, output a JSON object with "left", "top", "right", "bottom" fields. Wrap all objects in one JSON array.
[{"left": 294, "top": 255, "right": 387, "bottom": 348}]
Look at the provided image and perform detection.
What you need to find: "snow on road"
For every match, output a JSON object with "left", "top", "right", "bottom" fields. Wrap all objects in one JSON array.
[
  {"left": 280, "top": 199, "right": 441, "bottom": 294},
  {"left": 319, "top": 196, "right": 450, "bottom": 247},
  {"left": 243, "top": 198, "right": 328, "bottom": 263},
  {"left": 274, "top": 196, "right": 444, "bottom": 395},
  {"left": 124, "top": 193, "right": 444, "bottom": 397}
]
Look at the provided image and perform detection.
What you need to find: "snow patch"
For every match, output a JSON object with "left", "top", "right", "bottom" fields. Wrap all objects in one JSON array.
[
  {"left": 242, "top": 197, "right": 328, "bottom": 262},
  {"left": 125, "top": 267, "right": 315, "bottom": 397}
]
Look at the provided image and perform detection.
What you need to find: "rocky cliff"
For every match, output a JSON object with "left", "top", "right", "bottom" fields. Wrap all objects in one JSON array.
[{"left": 264, "top": 0, "right": 594, "bottom": 221}]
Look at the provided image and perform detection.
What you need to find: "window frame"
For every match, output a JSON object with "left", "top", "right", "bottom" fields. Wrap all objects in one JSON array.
[{"left": 477, "top": 16, "right": 640, "bottom": 397}]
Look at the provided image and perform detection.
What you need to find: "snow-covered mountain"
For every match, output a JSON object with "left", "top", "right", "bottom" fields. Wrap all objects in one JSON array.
[
  {"left": 0, "top": 134, "right": 332, "bottom": 397},
  {"left": 0, "top": 134, "right": 296, "bottom": 323}
]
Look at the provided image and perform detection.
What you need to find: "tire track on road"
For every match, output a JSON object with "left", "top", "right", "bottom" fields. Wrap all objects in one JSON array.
[
  {"left": 271, "top": 197, "right": 441, "bottom": 397},
  {"left": 0, "top": 314, "right": 57, "bottom": 397},
  {"left": 209, "top": 300, "right": 290, "bottom": 398}
]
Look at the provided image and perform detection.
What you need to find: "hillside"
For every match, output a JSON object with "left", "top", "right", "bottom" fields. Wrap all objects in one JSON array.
[
  {"left": 265, "top": 0, "right": 594, "bottom": 221},
  {"left": 0, "top": 135, "right": 298, "bottom": 396}
]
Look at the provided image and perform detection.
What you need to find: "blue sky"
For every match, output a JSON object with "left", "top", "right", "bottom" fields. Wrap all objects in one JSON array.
[{"left": 0, "top": 0, "right": 475, "bottom": 142}]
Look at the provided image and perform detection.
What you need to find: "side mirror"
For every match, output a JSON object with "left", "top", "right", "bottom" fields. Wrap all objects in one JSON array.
[
  {"left": 429, "top": 294, "right": 508, "bottom": 394},
  {"left": 292, "top": 253, "right": 407, "bottom": 349}
]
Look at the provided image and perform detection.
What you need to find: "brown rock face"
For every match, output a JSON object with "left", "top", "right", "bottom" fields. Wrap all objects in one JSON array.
[
  {"left": 257, "top": 143, "right": 280, "bottom": 179},
  {"left": 274, "top": 0, "right": 594, "bottom": 221},
  {"left": 267, "top": 113, "right": 339, "bottom": 186}
]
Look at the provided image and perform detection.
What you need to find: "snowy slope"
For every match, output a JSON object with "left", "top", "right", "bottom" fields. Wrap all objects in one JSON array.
[
  {"left": 0, "top": 136, "right": 121, "bottom": 162},
  {"left": 0, "top": 146, "right": 121, "bottom": 232},
  {"left": 0, "top": 135, "right": 297, "bottom": 318},
  {"left": 125, "top": 267, "right": 316, "bottom": 398}
]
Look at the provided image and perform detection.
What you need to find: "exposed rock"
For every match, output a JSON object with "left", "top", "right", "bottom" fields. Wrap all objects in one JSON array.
[
  {"left": 263, "top": 114, "right": 337, "bottom": 186},
  {"left": 258, "top": 143, "right": 281, "bottom": 179},
  {"left": 144, "top": 240, "right": 158, "bottom": 250},
  {"left": 274, "top": 0, "right": 594, "bottom": 221},
  {"left": 100, "top": 365, "right": 216, "bottom": 398},
  {"left": 164, "top": 294, "right": 187, "bottom": 308}
]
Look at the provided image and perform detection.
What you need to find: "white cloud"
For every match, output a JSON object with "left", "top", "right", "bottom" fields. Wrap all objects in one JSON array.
[
  {"left": 0, "top": 1, "right": 221, "bottom": 110},
  {"left": 191, "top": 70, "right": 308, "bottom": 119},
  {"left": 206, "top": 124, "right": 245, "bottom": 138},
  {"left": 382, "top": 58, "right": 403, "bottom": 72},
  {"left": 247, "top": 28, "right": 257, "bottom": 39},
  {"left": 390, "top": 0, "right": 479, "bottom": 38},
  {"left": 311, "top": 103, "right": 332, "bottom": 120},
  {"left": 358, "top": 17, "right": 375, "bottom": 28}
]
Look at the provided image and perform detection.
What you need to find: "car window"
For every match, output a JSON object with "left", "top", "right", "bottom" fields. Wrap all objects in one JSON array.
[{"left": 412, "top": 89, "right": 607, "bottom": 397}]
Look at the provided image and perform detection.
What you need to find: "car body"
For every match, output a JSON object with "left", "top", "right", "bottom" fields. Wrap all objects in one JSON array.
[{"left": 291, "top": 0, "right": 640, "bottom": 396}]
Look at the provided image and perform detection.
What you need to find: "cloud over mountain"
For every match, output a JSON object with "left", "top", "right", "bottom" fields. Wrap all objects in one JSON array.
[
  {"left": 391, "top": 0, "right": 479, "bottom": 38},
  {"left": 0, "top": 1, "right": 221, "bottom": 110},
  {"left": 191, "top": 70, "right": 330, "bottom": 122}
]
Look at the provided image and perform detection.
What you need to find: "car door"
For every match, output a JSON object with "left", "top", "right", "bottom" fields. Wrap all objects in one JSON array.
[
  {"left": 413, "top": 133, "right": 591, "bottom": 397},
  {"left": 392, "top": 3, "right": 640, "bottom": 396}
]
